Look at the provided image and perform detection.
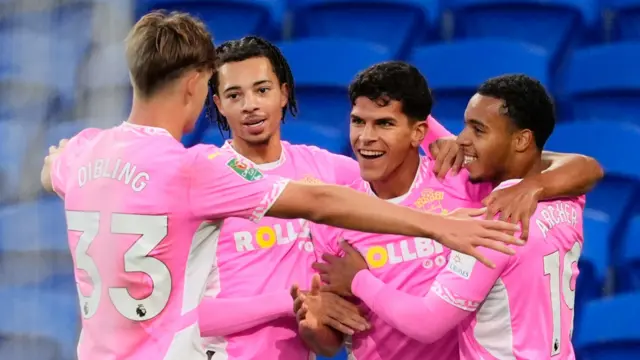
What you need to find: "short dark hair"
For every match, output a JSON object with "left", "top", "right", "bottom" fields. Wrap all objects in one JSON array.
[
  {"left": 477, "top": 74, "right": 555, "bottom": 149},
  {"left": 212, "top": 36, "right": 298, "bottom": 133},
  {"left": 348, "top": 61, "right": 432, "bottom": 122}
]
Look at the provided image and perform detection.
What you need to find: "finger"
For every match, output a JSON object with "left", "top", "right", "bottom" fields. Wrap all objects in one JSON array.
[
  {"left": 475, "top": 237, "right": 516, "bottom": 256},
  {"left": 49, "top": 146, "right": 57, "bottom": 154},
  {"left": 498, "top": 208, "right": 510, "bottom": 223},
  {"left": 481, "top": 194, "right": 495, "bottom": 208},
  {"left": 436, "top": 147, "right": 457, "bottom": 179},
  {"left": 478, "top": 219, "right": 520, "bottom": 233},
  {"left": 486, "top": 205, "right": 499, "bottom": 220},
  {"left": 290, "top": 284, "right": 300, "bottom": 300},
  {"left": 451, "top": 149, "right": 464, "bottom": 175},
  {"left": 58, "top": 139, "right": 69, "bottom": 147},
  {"left": 319, "top": 274, "right": 331, "bottom": 285},
  {"left": 339, "top": 240, "right": 358, "bottom": 255},
  {"left": 466, "top": 247, "right": 496, "bottom": 269},
  {"left": 519, "top": 215, "right": 530, "bottom": 241},
  {"left": 324, "top": 317, "right": 355, "bottom": 335},
  {"left": 311, "top": 262, "right": 329, "bottom": 273},
  {"left": 428, "top": 141, "right": 441, "bottom": 161},
  {"left": 479, "top": 227, "right": 523, "bottom": 247},
  {"left": 322, "top": 253, "right": 341, "bottom": 264},
  {"left": 310, "top": 274, "right": 322, "bottom": 295},
  {"left": 328, "top": 310, "right": 369, "bottom": 332},
  {"left": 296, "top": 306, "right": 308, "bottom": 322},
  {"left": 460, "top": 207, "right": 486, "bottom": 218},
  {"left": 293, "top": 296, "right": 304, "bottom": 313}
]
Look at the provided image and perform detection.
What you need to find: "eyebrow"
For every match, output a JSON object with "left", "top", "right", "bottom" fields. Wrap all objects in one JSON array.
[
  {"left": 223, "top": 80, "right": 273, "bottom": 94},
  {"left": 467, "top": 118, "right": 487, "bottom": 130}
]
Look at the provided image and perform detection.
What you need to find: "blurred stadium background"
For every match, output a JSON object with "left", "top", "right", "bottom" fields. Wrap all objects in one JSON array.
[{"left": 1, "top": 0, "right": 639, "bottom": 359}]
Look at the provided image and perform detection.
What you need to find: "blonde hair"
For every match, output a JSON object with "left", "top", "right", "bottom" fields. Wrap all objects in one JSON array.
[{"left": 125, "top": 11, "right": 216, "bottom": 98}]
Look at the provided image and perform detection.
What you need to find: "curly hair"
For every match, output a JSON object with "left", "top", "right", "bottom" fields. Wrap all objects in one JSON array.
[
  {"left": 477, "top": 74, "right": 555, "bottom": 149},
  {"left": 211, "top": 36, "right": 298, "bottom": 134},
  {"left": 348, "top": 61, "right": 432, "bottom": 122}
]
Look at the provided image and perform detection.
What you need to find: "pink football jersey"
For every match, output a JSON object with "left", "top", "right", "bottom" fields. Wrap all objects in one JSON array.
[
  {"left": 200, "top": 140, "right": 359, "bottom": 359},
  {"left": 433, "top": 179, "right": 585, "bottom": 359},
  {"left": 51, "top": 123, "right": 289, "bottom": 360},
  {"left": 311, "top": 156, "right": 487, "bottom": 360}
]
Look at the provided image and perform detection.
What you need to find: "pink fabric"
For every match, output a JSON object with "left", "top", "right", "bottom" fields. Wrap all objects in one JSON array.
[
  {"left": 199, "top": 140, "right": 360, "bottom": 359},
  {"left": 53, "top": 123, "right": 288, "bottom": 360},
  {"left": 310, "top": 156, "right": 485, "bottom": 360}
]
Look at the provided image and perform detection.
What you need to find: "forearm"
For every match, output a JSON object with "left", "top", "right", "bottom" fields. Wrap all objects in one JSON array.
[
  {"left": 536, "top": 152, "right": 604, "bottom": 198},
  {"left": 198, "top": 291, "right": 293, "bottom": 337},
  {"left": 300, "top": 325, "right": 344, "bottom": 357},
  {"left": 351, "top": 270, "right": 467, "bottom": 343}
]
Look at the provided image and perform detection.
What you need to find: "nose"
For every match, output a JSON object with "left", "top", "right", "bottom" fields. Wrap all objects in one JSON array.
[
  {"left": 358, "top": 123, "right": 377, "bottom": 144},
  {"left": 241, "top": 92, "right": 259, "bottom": 113},
  {"left": 456, "top": 127, "right": 472, "bottom": 147}
]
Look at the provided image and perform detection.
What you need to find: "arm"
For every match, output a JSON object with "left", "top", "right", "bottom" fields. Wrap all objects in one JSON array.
[
  {"left": 537, "top": 151, "right": 604, "bottom": 198},
  {"left": 199, "top": 291, "right": 293, "bottom": 337},
  {"left": 350, "top": 248, "right": 510, "bottom": 343},
  {"left": 424, "top": 115, "right": 454, "bottom": 144}
]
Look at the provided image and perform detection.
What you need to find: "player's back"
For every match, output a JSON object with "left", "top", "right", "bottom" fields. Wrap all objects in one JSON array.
[
  {"left": 459, "top": 179, "right": 585, "bottom": 360},
  {"left": 56, "top": 123, "right": 210, "bottom": 360}
]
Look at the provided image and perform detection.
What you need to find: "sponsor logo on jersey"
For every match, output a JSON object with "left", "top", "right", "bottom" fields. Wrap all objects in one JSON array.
[
  {"left": 300, "top": 175, "right": 323, "bottom": 184},
  {"left": 414, "top": 188, "right": 448, "bottom": 214},
  {"left": 207, "top": 152, "right": 221, "bottom": 160},
  {"left": 446, "top": 251, "right": 476, "bottom": 279},
  {"left": 227, "top": 158, "right": 263, "bottom": 181}
]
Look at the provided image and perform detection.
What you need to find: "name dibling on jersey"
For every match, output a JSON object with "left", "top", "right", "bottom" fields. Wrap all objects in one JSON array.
[
  {"left": 535, "top": 202, "right": 579, "bottom": 238},
  {"left": 77, "top": 158, "right": 150, "bottom": 192}
]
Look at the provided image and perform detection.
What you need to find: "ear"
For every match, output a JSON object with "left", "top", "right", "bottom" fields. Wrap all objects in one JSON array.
[
  {"left": 184, "top": 71, "right": 200, "bottom": 104},
  {"left": 280, "top": 82, "right": 289, "bottom": 108},
  {"left": 411, "top": 120, "right": 427, "bottom": 148},
  {"left": 514, "top": 129, "right": 534, "bottom": 152}
]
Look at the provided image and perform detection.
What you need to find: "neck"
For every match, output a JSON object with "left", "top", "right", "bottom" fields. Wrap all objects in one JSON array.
[
  {"left": 127, "top": 95, "right": 185, "bottom": 141},
  {"left": 370, "top": 152, "right": 421, "bottom": 200},
  {"left": 230, "top": 133, "right": 283, "bottom": 164},
  {"left": 494, "top": 151, "right": 544, "bottom": 186}
]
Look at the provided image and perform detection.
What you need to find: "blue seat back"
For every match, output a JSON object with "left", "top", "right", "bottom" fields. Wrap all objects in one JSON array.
[
  {"left": 563, "top": 43, "right": 640, "bottom": 124},
  {"left": 278, "top": 39, "right": 391, "bottom": 128},
  {"left": 575, "top": 294, "right": 640, "bottom": 359},
  {"left": 138, "top": 0, "right": 284, "bottom": 42},
  {"left": 290, "top": 0, "right": 437, "bottom": 58},
  {"left": 604, "top": 0, "right": 640, "bottom": 40},
  {"left": 281, "top": 120, "right": 349, "bottom": 155},
  {"left": 448, "top": 0, "right": 597, "bottom": 61},
  {"left": 410, "top": 39, "right": 550, "bottom": 119}
]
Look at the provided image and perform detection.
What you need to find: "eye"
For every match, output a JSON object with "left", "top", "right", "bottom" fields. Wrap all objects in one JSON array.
[
  {"left": 226, "top": 93, "right": 239, "bottom": 100},
  {"left": 351, "top": 118, "right": 364, "bottom": 125},
  {"left": 258, "top": 87, "right": 270, "bottom": 94}
]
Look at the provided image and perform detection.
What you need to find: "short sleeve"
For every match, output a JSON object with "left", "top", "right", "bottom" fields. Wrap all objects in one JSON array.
[
  {"left": 50, "top": 128, "right": 100, "bottom": 198},
  {"left": 431, "top": 247, "right": 511, "bottom": 312},
  {"left": 420, "top": 115, "right": 455, "bottom": 157},
  {"left": 309, "top": 222, "right": 343, "bottom": 260},
  {"left": 330, "top": 154, "right": 360, "bottom": 186},
  {"left": 188, "top": 146, "right": 290, "bottom": 222}
]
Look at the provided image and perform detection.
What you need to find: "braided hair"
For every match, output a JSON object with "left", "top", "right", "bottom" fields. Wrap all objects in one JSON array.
[{"left": 210, "top": 36, "right": 298, "bottom": 135}]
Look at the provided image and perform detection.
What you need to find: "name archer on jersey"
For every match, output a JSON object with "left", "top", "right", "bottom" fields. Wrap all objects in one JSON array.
[
  {"left": 77, "top": 158, "right": 150, "bottom": 192},
  {"left": 535, "top": 201, "right": 580, "bottom": 239}
]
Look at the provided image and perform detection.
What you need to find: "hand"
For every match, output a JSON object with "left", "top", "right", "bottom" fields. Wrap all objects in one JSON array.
[
  {"left": 433, "top": 208, "right": 522, "bottom": 268},
  {"left": 41, "top": 139, "right": 69, "bottom": 192},
  {"left": 429, "top": 137, "right": 463, "bottom": 179},
  {"left": 482, "top": 179, "right": 543, "bottom": 240},
  {"left": 312, "top": 241, "right": 368, "bottom": 297},
  {"left": 296, "top": 274, "right": 369, "bottom": 335}
]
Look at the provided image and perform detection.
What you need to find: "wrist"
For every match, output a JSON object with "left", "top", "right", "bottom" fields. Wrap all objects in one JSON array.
[{"left": 523, "top": 177, "right": 545, "bottom": 201}]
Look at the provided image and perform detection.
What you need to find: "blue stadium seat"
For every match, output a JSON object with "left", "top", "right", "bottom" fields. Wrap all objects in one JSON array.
[
  {"left": 605, "top": 0, "right": 640, "bottom": 40},
  {"left": 76, "top": 43, "right": 131, "bottom": 121},
  {"left": 447, "top": 0, "right": 598, "bottom": 63},
  {"left": 290, "top": 0, "right": 438, "bottom": 58},
  {"left": 277, "top": 39, "right": 391, "bottom": 129},
  {"left": 410, "top": 39, "right": 550, "bottom": 119},
  {"left": 137, "top": 0, "right": 284, "bottom": 43},
  {"left": 0, "top": 287, "right": 79, "bottom": 360},
  {"left": 546, "top": 121, "right": 640, "bottom": 258},
  {"left": 434, "top": 117, "right": 465, "bottom": 135},
  {"left": 576, "top": 214, "right": 610, "bottom": 304},
  {"left": 0, "top": 197, "right": 72, "bottom": 287},
  {"left": 282, "top": 120, "right": 349, "bottom": 155},
  {"left": 616, "top": 215, "right": 640, "bottom": 292},
  {"left": 563, "top": 43, "right": 640, "bottom": 124},
  {"left": 0, "top": 120, "right": 36, "bottom": 203},
  {"left": 317, "top": 347, "right": 348, "bottom": 360},
  {"left": 201, "top": 126, "right": 227, "bottom": 147},
  {"left": 575, "top": 293, "right": 640, "bottom": 359}
]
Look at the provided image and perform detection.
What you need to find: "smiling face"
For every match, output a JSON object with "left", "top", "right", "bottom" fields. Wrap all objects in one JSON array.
[
  {"left": 350, "top": 96, "right": 426, "bottom": 183},
  {"left": 213, "top": 56, "right": 288, "bottom": 145},
  {"left": 457, "top": 93, "right": 516, "bottom": 184}
]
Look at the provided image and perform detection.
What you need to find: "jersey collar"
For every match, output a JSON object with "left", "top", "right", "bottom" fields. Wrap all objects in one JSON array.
[
  {"left": 222, "top": 140, "right": 286, "bottom": 171},
  {"left": 120, "top": 122, "right": 173, "bottom": 137}
]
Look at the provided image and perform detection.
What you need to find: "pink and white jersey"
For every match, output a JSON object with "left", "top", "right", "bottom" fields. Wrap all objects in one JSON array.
[
  {"left": 200, "top": 140, "right": 359, "bottom": 360},
  {"left": 311, "top": 156, "right": 487, "bottom": 360},
  {"left": 433, "top": 179, "right": 585, "bottom": 360},
  {"left": 50, "top": 123, "right": 289, "bottom": 360}
]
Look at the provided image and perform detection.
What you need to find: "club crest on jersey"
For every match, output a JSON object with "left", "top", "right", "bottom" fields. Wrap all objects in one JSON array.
[
  {"left": 414, "top": 188, "right": 447, "bottom": 214},
  {"left": 227, "top": 158, "right": 263, "bottom": 181},
  {"left": 446, "top": 251, "right": 476, "bottom": 279}
]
